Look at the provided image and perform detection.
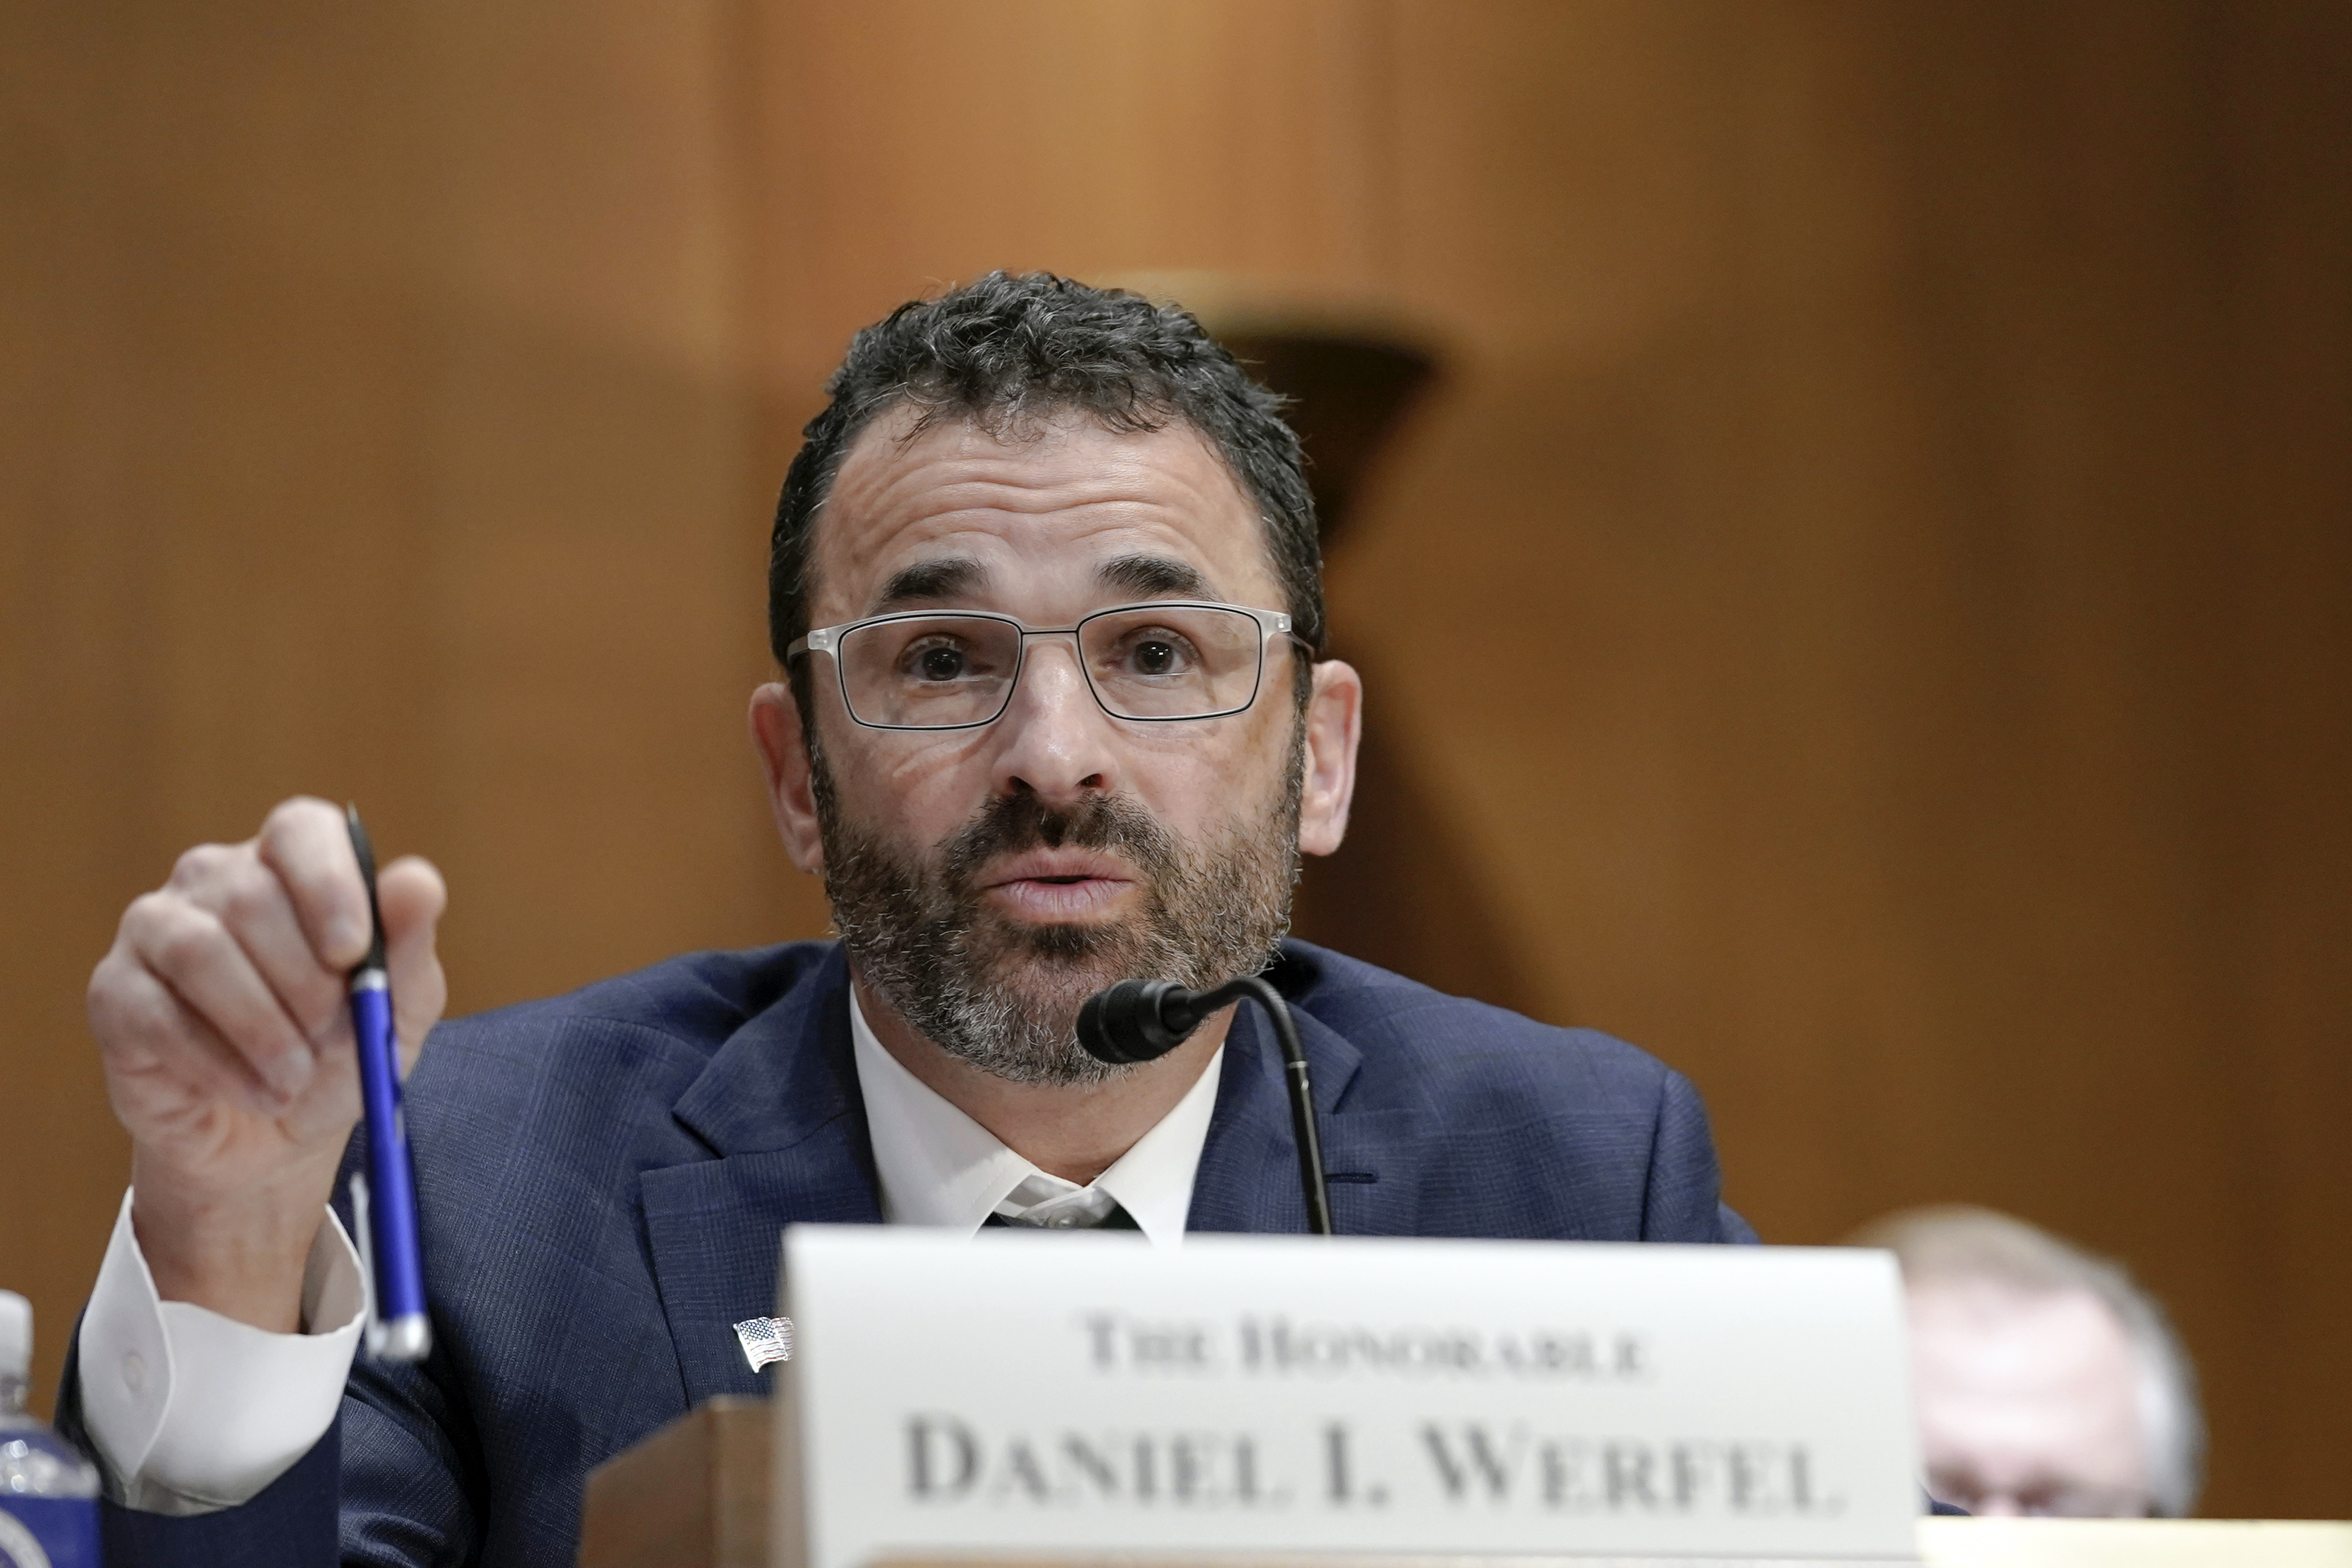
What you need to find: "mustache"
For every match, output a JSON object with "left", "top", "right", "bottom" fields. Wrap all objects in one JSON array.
[{"left": 939, "top": 789, "right": 1182, "bottom": 895}]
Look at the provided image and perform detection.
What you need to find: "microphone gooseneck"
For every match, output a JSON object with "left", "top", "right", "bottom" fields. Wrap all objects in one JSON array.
[{"left": 1076, "top": 974, "right": 1334, "bottom": 1236}]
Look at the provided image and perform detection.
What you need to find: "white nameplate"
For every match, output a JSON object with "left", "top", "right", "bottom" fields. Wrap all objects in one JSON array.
[{"left": 777, "top": 1227, "right": 1920, "bottom": 1567}]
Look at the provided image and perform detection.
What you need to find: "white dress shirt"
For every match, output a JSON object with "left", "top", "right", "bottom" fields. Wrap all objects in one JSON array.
[
  {"left": 76, "top": 986, "right": 1222, "bottom": 1514},
  {"left": 849, "top": 988, "right": 1222, "bottom": 1242}
]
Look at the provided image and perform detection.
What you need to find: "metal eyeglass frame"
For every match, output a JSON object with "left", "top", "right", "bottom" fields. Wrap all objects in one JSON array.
[{"left": 786, "top": 600, "right": 1303, "bottom": 732}]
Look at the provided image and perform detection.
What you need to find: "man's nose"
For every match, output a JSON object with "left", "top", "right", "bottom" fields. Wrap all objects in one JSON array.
[{"left": 988, "top": 638, "right": 1121, "bottom": 805}]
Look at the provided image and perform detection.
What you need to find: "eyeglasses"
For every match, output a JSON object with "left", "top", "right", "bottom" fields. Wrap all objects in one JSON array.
[{"left": 787, "top": 601, "right": 1301, "bottom": 731}]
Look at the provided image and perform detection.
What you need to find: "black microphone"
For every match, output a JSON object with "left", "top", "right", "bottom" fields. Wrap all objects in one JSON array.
[{"left": 1077, "top": 974, "right": 1333, "bottom": 1236}]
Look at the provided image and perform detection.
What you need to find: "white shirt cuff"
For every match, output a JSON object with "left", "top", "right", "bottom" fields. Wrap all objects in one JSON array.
[{"left": 78, "top": 1188, "right": 365, "bottom": 1515}]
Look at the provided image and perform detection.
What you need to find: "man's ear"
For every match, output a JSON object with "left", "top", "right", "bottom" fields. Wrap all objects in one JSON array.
[
  {"left": 750, "top": 682, "right": 826, "bottom": 875},
  {"left": 1296, "top": 659, "right": 1363, "bottom": 858}
]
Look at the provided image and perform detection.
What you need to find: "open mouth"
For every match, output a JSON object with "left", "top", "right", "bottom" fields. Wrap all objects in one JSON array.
[{"left": 983, "top": 852, "right": 1138, "bottom": 920}]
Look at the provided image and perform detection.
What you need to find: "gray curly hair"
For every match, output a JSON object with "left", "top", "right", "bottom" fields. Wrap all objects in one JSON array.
[{"left": 767, "top": 271, "right": 1322, "bottom": 701}]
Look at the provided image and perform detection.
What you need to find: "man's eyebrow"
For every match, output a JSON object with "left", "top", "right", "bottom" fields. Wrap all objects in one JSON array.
[
  {"left": 873, "top": 557, "right": 988, "bottom": 612},
  {"left": 1096, "top": 553, "right": 1215, "bottom": 601}
]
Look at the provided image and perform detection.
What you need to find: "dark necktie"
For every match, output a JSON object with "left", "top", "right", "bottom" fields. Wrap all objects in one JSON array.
[{"left": 983, "top": 1204, "right": 1139, "bottom": 1231}]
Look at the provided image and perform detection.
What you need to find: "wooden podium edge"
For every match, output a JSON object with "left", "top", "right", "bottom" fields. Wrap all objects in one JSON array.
[{"left": 581, "top": 1395, "right": 771, "bottom": 1568}]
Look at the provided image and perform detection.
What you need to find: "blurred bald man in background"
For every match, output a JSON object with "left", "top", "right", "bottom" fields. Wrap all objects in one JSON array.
[{"left": 1852, "top": 1206, "right": 2204, "bottom": 1518}]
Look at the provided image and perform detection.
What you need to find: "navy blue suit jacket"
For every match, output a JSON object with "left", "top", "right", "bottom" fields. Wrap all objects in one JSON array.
[{"left": 73, "top": 938, "right": 1753, "bottom": 1566}]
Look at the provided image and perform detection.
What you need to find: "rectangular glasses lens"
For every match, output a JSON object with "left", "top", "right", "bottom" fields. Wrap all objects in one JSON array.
[
  {"left": 837, "top": 616, "right": 1020, "bottom": 727},
  {"left": 1080, "top": 606, "right": 1261, "bottom": 719}
]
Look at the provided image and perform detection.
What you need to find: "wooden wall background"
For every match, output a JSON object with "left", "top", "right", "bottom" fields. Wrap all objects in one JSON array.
[{"left": 3, "top": 0, "right": 2344, "bottom": 1519}]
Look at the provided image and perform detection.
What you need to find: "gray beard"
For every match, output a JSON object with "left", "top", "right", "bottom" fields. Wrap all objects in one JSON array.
[{"left": 812, "top": 731, "right": 1303, "bottom": 1087}]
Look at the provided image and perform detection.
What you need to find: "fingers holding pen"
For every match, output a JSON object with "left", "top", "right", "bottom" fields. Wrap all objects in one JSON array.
[
  {"left": 91, "top": 800, "right": 452, "bottom": 1179},
  {"left": 255, "top": 796, "right": 373, "bottom": 971},
  {"left": 89, "top": 799, "right": 441, "bottom": 1327},
  {"left": 100, "top": 797, "right": 385, "bottom": 1118},
  {"left": 208, "top": 842, "right": 357, "bottom": 1043}
]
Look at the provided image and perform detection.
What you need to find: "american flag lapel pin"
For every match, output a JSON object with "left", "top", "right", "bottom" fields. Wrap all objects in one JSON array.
[{"left": 733, "top": 1315, "right": 794, "bottom": 1372}]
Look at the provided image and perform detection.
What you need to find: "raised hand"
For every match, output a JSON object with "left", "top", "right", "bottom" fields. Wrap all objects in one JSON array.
[{"left": 88, "top": 797, "right": 447, "bottom": 1331}]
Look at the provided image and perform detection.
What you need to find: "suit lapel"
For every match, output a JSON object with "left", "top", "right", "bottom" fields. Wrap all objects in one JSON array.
[
  {"left": 1189, "top": 953, "right": 1426, "bottom": 1236},
  {"left": 641, "top": 947, "right": 884, "bottom": 1406},
  {"left": 643, "top": 941, "right": 1432, "bottom": 1402}
]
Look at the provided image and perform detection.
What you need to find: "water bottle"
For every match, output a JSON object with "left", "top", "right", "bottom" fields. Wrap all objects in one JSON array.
[{"left": 0, "top": 1292, "right": 99, "bottom": 1568}]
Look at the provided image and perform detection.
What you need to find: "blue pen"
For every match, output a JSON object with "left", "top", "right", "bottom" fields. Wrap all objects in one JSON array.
[{"left": 345, "top": 806, "right": 431, "bottom": 1361}]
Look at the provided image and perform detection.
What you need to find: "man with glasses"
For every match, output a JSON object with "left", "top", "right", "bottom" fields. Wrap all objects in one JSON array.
[{"left": 67, "top": 273, "right": 1753, "bottom": 1566}]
